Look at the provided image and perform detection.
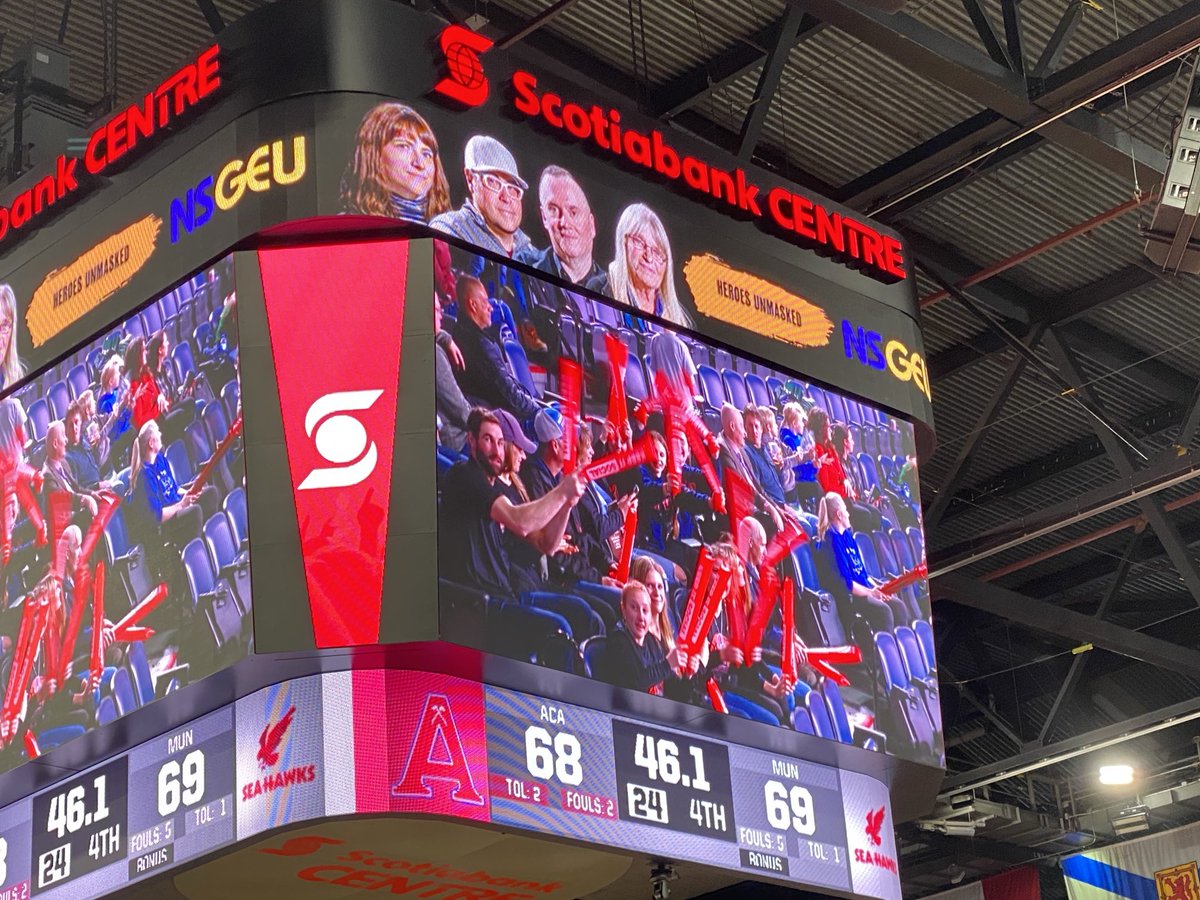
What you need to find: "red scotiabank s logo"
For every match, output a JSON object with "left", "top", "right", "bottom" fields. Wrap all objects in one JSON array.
[
  {"left": 258, "top": 705, "right": 296, "bottom": 769},
  {"left": 865, "top": 806, "right": 886, "bottom": 847},
  {"left": 391, "top": 693, "right": 484, "bottom": 805},
  {"left": 432, "top": 24, "right": 494, "bottom": 108}
]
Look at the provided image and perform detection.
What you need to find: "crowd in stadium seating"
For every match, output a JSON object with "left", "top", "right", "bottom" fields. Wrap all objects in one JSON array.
[
  {"left": 0, "top": 259, "right": 247, "bottom": 766},
  {"left": 429, "top": 150, "right": 941, "bottom": 762}
]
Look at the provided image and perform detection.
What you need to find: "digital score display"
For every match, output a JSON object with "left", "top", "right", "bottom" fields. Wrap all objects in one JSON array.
[
  {"left": 482, "top": 686, "right": 886, "bottom": 895},
  {"left": 0, "top": 671, "right": 899, "bottom": 900}
]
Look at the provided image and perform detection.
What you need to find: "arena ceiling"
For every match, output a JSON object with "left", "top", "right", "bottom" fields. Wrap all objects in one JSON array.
[{"left": 4, "top": 0, "right": 1200, "bottom": 896}]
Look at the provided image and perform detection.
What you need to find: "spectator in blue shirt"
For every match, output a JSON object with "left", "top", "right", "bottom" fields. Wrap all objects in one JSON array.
[
  {"left": 129, "top": 420, "right": 217, "bottom": 549},
  {"left": 815, "top": 492, "right": 894, "bottom": 634}
]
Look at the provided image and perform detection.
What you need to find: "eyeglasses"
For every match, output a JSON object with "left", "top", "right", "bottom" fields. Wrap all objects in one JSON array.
[
  {"left": 475, "top": 172, "right": 525, "bottom": 199},
  {"left": 626, "top": 233, "right": 667, "bottom": 264}
]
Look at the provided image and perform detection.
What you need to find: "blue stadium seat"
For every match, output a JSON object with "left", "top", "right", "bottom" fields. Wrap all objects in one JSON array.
[
  {"left": 696, "top": 365, "right": 725, "bottom": 409},
  {"left": 721, "top": 369, "right": 748, "bottom": 410},
  {"left": 141, "top": 304, "right": 163, "bottom": 335},
  {"left": 580, "top": 635, "right": 607, "bottom": 679},
  {"left": 875, "top": 631, "right": 936, "bottom": 753},
  {"left": 125, "top": 317, "right": 146, "bottom": 340},
  {"left": 171, "top": 340, "right": 198, "bottom": 383},
  {"left": 66, "top": 365, "right": 90, "bottom": 400},
  {"left": 204, "top": 512, "right": 249, "bottom": 613},
  {"left": 624, "top": 355, "right": 649, "bottom": 401},
  {"left": 193, "top": 322, "right": 212, "bottom": 353},
  {"left": 126, "top": 642, "right": 156, "bottom": 707},
  {"left": 591, "top": 301, "right": 622, "bottom": 330},
  {"left": 713, "top": 348, "right": 734, "bottom": 372},
  {"left": 844, "top": 399, "right": 863, "bottom": 426},
  {"left": 805, "top": 690, "right": 838, "bottom": 741},
  {"left": 38, "top": 724, "right": 86, "bottom": 751},
  {"left": 185, "top": 422, "right": 213, "bottom": 470},
  {"left": 201, "top": 401, "right": 230, "bottom": 450},
  {"left": 905, "top": 526, "right": 925, "bottom": 563},
  {"left": 111, "top": 667, "right": 139, "bottom": 716},
  {"left": 872, "top": 531, "right": 901, "bottom": 579},
  {"left": 914, "top": 619, "right": 936, "bottom": 672},
  {"left": 854, "top": 532, "right": 885, "bottom": 581},
  {"left": 86, "top": 348, "right": 106, "bottom": 381},
  {"left": 47, "top": 381, "right": 71, "bottom": 422},
  {"left": 220, "top": 380, "right": 239, "bottom": 423},
  {"left": 175, "top": 281, "right": 195, "bottom": 305},
  {"left": 183, "top": 538, "right": 218, "bottom": 613},
  {"left": 223, "top": 487, "right": 248, "bottom": 548},
  {"left": 826, "top": 392, "right": 848, "bottom": 425},
  {"left": 559, "top": 313, "right": 582, "bottom": 361},
  {"left": 159, "top": 291, "right": 179, "bottom": 321},
  {"left": 790, "top": 707, "right": 815, "bottom": 735},
  {"left": 766, "top": 376, "right": 784, "bottom": 402},
  {"left": 26, "top": 398, "right": 49, "bottom": 442},
  {"left": 165, "top": 440, "right": 194, "bottom": 484},
  {"left": 745, "top": 373, "right": 771, "bottom": 408},
  {"left": 503, "top": 340, "right": 539, "bottom": 398},
  {"left": 96, "top": 695, "right": 118, "bottom": 726},
  {"left": 524, "top": 592, "right": 604, "bottom": 641}
]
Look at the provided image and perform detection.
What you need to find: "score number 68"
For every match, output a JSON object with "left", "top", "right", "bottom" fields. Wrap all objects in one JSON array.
[
  {"left": 524, "top": 726, "right": 583, "bottom": 786},
  {"left": 764, "top": 780, "right": 816, "bottom": 835}
]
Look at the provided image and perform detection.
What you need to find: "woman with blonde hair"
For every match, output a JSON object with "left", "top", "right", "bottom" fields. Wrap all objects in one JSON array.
[
  {"left": 815, "top": 491, "right": 894, "bottom": 633},
  {"left": 630, "top": 555, "right": 675, "bottom": 654},
  {"left": 589, "top": 204, "right": 692, "bottom": 329},
  {"left": 340, "top": 102, "right": 452, "bottom": 224},
  {"left": 0, "top": 285, "right": 24, "bottom": 390}
]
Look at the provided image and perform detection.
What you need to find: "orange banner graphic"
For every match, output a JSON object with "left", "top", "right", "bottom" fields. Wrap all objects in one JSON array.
[
  {"left": 26, "top": 213, "right": 162, "bottom": 346},
  {"left": 683, "top": 253, "right": 833, "bottom": 349}
]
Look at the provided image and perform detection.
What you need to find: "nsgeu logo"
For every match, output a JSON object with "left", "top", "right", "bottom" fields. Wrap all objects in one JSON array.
[
  {"left": 297, "top": 390, "right": 384, "bottom": 490},
  {"left": 432, "top": 24, "right": 494, "bottom": 108}
]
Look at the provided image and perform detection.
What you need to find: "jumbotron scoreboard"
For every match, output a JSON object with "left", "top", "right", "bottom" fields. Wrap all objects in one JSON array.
[
  {"left": 0, "top": 0, "right": 940, "bottom": 897},
  {"left": 0, "top": 671, "right": 896, "bottom": 898}
]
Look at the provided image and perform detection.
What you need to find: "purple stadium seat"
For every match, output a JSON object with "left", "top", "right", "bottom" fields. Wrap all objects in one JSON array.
[
  {"left": 111, "top": 667, "right": 139, "bottom": 716},
  {"left": 805, "top": 690, "right": 838, "bottom": 742},
  {"left": 696, "top": 365, "right": 725, "bottom": 409},
  {"left": 223, "top": 488, "right": 248, "bottom": 548},
  {"left": 791, "top": 707, "right": 815, "bottom": 735},
  {"left": 67, "top": 365, "right": 90, "bottom": 400},
  {"left": 914, "top": 620, "right": 936, "bottom": 672},
  {"left": 625, "top": 355, "right": 649, "bottom": 401},
  {"left": 47, "top": 381, "right": 71, "bottom": 421},
  {"left": 745, "top": 373, "right": 771, "bottom": 407},
  {"left": 96, "top": 696, "right": 118, "bottom": 725},
  {"left": 721, "top": 369, "right": 749, "bottom": 410},
  {"left": 26, "top": 398, "right": 49, "bottom": 442},
  {"left": 142, "top": 303, "right": 164, "bottom": 335}
]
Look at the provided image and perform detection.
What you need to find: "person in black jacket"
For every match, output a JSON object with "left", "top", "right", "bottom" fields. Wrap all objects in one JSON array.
[
  {"left": 602, "top": 581, "right": 687, "bottom": 695},
  {"left": 450, "top": 275, "right": 541, "bottom": 420}
]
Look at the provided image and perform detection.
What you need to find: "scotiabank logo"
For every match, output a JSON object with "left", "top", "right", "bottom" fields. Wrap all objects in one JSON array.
[
  {"left": 432, "top": 24, "right": 493, "bottom": 108},
  {"left": 260, "top": 242, "right": 410, "bottom": 648},
  {"left": 298, "top": 390, "right": 383, "bottom": 490},
  {"left": 391, "top": 693, "right": 484, "bottom": 806}
]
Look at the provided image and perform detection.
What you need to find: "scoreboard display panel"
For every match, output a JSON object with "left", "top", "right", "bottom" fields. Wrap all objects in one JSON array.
[
  {"left": 0, "top": 255, "right": 249, "bottom": 778},
  {"left": 0, "top": 670, "right": 900, "bottom": 899}
]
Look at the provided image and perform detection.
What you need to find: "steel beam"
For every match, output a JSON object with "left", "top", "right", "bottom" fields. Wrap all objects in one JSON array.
[
  {"left": 1036, "top": 530, "right": 1144, "bottom": 743},
  {"left": 933, "top": 573, "right": 1200, "bottom": 678},
  {"left": 1001, "top": 0, "right": 1024, "bottom": 76},
  {"left": 1046, "top": 331, "right": 1200, "bottom": 606},
  {"left": 961, "top": 0, "right": 1010, "bottom": 69},
  {"left": 942, "top": 665, "right": 1024, "bottom": 748},
  {"left": 195, "top": 0, "right": 224, "bottom": 34},
  {"left": 56, "top": 0, "right": 73, "bottom": 43},
  {"left": 798, "top": 0, "right": 1167, "bottom": 193},
  {"left": 940, "top": 693, "right": 1200, "bottom": 793},
  {"left": 908, "top": 234, "right": 1034, "bottom": 322},
  {"left": 1032, "top": 1, "right": 1082, "bottom": 77},
  {"left": 653, "top": 16, "right": 823, "bottom": 120},
  {"left": 737, "top": 5, "right": 808, "bottom": 160},
  {"left": 925, "top": 326, "right": 1043, "bottom": 529},
  {"left": 495, "top": 0, "right": 586, "bottom": 50}
]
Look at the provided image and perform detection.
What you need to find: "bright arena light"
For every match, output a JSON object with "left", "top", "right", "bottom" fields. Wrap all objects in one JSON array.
[{"left": 1099, "top": 765, "right": 1135, "bottom": 785}]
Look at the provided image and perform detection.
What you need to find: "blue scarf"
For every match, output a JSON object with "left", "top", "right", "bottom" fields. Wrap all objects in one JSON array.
[{"left": 390, "top": 194, "right": 427, "bottom": 224}]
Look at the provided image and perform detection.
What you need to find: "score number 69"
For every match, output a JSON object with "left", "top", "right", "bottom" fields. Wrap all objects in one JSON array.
[{"left": 764, "top": 780, "right": 816, "bottom": 835}]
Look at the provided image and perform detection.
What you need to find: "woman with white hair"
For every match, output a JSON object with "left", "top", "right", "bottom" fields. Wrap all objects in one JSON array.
[
  {"left": 0, "top": 285, "right": 24, "bottom": 390},
  {"left": 588, "top": 203, "right": 692, "bottom": 330}
]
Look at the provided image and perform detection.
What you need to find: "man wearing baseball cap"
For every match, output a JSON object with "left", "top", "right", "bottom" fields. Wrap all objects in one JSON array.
[{"left": 431, "top": 135, "right": 537, "bottom": 261}]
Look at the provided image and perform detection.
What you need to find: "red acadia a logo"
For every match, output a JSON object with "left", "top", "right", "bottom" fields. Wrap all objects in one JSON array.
[
  {"left": 258, "top": 705, "right": 296, "bottom": 769},
  {"left": 391, "top": 693, "right": 484, "bottom": 806},
  {"left": 865, "top": 806, "right": 885, "bottom": 847},
  {"left": 432, "top": 24, "right": 494, "bottom": 108}
]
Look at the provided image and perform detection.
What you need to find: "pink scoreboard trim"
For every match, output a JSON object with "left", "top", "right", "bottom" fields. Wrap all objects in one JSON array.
[
  {"left": 351, "top": 669, "right": 491, "bottom": 822},
  {"left": 258, "top": 241, "right": 409, "bottom": 648}
]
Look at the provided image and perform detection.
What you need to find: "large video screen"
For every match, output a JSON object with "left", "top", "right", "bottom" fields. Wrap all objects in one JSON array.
[
  {"left": 0, "top": 256, "right": 248, "bottom": 771},
  {"left": 434, "top": 237, "right": 941, "bottom": 768}
]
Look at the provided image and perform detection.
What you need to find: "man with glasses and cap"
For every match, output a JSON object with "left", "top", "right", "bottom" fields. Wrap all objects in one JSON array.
[{"left": 431, "top": 135, "right": 537, "bottom": 262}]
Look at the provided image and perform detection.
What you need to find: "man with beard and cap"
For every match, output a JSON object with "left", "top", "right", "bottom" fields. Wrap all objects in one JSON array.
[{"left": 440, "top": 407, "right": 586, "bottom": 597}]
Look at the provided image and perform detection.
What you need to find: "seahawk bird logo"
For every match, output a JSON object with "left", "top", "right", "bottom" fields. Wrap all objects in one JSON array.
[
  {"left": 865, "top": 806, "right": 886, "bottom": 847},
  {"left": 258, "top": 705, "right": 296, "bottom": 769}
]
